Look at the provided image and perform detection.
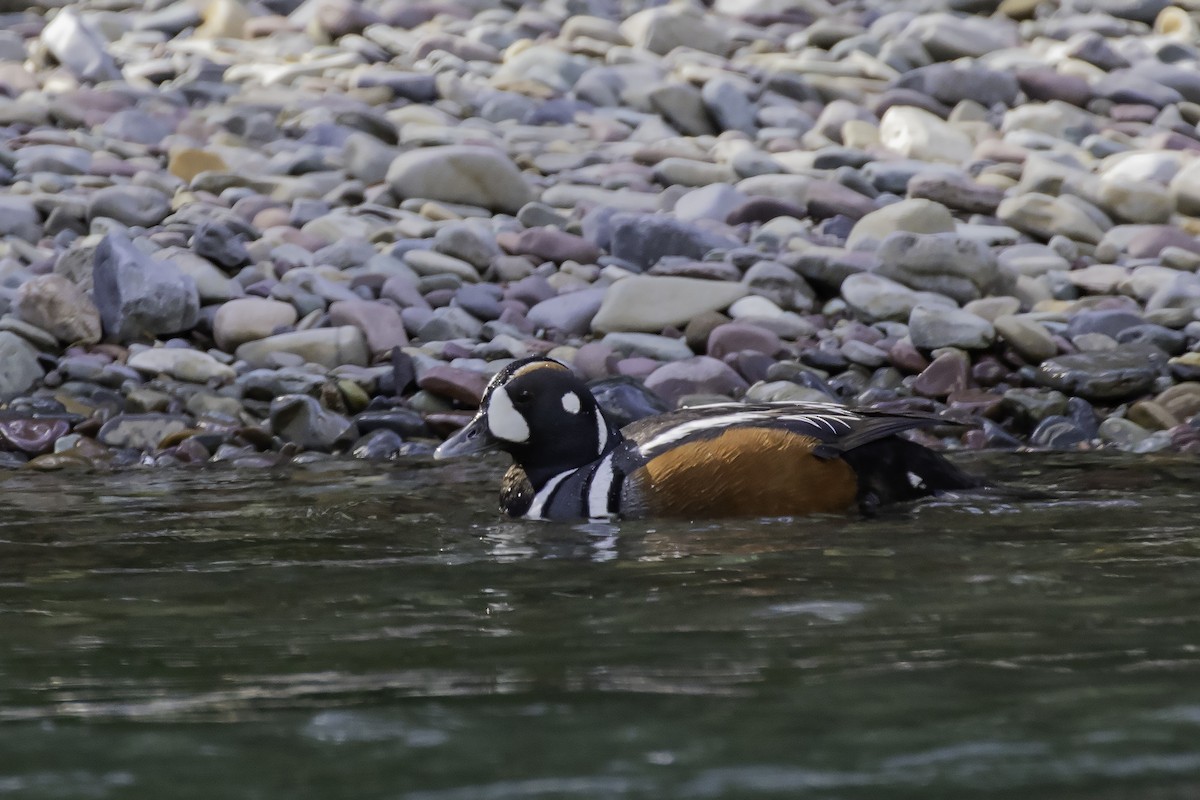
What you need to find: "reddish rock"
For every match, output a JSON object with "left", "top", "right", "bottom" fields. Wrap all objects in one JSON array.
[
  {"left": 329, "top": 299, "right": 408, "bottom": 359},
  {"left": 913, "top": 351, "right": 971, "bottom": 399},
  {"left": 644, "top": 356, "right": 750, "bottom": 406},
  {"left": 511, "top": 227, "right": 603, "bottom": 264},
  {"left": 417, "top": 365, "right": 489, "bottom": 406},
  {"left": 706, "top": 322, "right": 785, "bottom": 360}
]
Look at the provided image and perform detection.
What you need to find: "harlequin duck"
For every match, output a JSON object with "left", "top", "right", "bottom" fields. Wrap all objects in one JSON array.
[{"left": 434, "top": 357, "right": 980, "bottom": 520}]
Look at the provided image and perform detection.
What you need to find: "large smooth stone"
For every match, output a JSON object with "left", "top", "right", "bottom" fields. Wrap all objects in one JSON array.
[
  {"left": 87, "top": 185, "right": 171, "bottom": 228},
  {"left": 13, "top": 274, "right": 101, "bottom": 345},
  {"left": 329, "top": 299, "right": 408, "bottom": 359},
  {"left": 213, "top": 298, "right": 299, "bottom": 352},
  {"left": 386, "top": 145, "right": 533, "bottom": 213},
  {"left": 997, "top": 193, "right": 1105, "bottom": 244},
  {"left": 607, "top": 213, "right": 739, "bottom": 270},
  {"left": 527, "top": 288, "right": 605, "bottom": 336},
  {"left": 0, "top": 197, "right": 41, "bottom": 242},
  {"left": 92, "top": 231, "right": 200, "bottom": 342},
  {"left": 40, "top": 8, "right": 121, "bottom": 83},
  {"left": 1035, "top": 346, "right": 1166, "bottom": 401},
  {"left": 235, "top": 327, "right": 369, "bottom": 369},
  {"left": 874, "top": 231, "right": 1008, "bottom": 304},
  {"left": 0, "top": 332, "right": 44, "bottom": 399},
  {"left": 620, "top": 5, "right": 731, "bottom": 56},
  {"left": 846, "top": 198, "right": 956, "bottom": 251},
  {"left": 908, "top": 306, "right": 996, "bottom": 350},
  {"left": 127, "top": 347, "right": 236, "bottom": 383},
  {"left": 269, "top": 395, "right": 354, "bottom": 452},
  {"left": 592, "top": 276, "right": 748, "bottom": 333},
  {"left": 879, "top": 106, "right": 973, "bottom": 164},
  {"left": 644, "top": 356, "right": 749, "bottom": 406},
  {"left": 97, "top": 413, "right": 189, "bottom": 451}
]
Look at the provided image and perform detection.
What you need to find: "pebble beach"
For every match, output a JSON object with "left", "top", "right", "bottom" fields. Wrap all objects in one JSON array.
[{"left": 2, "top": 0, "right": 1200, "bottom": 470}]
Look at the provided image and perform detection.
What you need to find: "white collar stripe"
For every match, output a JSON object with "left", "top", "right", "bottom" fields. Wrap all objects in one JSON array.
[
  {"left": 587, "top": 453, "right": 616, "bottom": 519},
  {"left": 526, "top": 470, "right": 573, "bottom": 520},
  {"left": 595, "top": 408, "right": 609, "bottom": 455}
]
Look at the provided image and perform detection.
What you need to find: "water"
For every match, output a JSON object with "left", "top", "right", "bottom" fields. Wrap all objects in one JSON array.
[{"left": 1, "top": 452, "right": 1199, "bottom": 799}]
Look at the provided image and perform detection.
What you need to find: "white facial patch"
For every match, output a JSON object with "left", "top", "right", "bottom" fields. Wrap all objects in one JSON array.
[
  {"left": 486, "top": 385, "right": 530, "bottom": 443},
  {"left": 561, "top": 392, "right": 581, "bottom": 414}
]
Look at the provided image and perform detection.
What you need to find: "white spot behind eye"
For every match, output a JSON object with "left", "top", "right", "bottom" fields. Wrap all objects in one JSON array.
[
  {"left": 562, "top": 392, "right": 581, "bottom": 414},
  {"left": 487, "top": 385, "right": 530, "bottom": 443}
]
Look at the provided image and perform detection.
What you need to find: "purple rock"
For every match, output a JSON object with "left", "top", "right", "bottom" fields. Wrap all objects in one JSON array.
[
  {"left": 607, "top": 213, "right": 740, "bottom": 271},
  {"left": 527, "top": 288, "right": 605, "bottom": 336},
  {"left": 804, "top": 181, "right": 877, "bottom": 221},
  {"left": 644, "top": 356, "right": 750, "bottom": 406},
  {"left": 329, "top": 299, "right": 408, "bottom": 359},
  {"left": 512, "top": 227, "right": 602, "bottom": 264},
  {"left": 1125, "top": 226, "right": 1200, "bottom": 258},
  {"left": 725, "top": 197, "right": 807, "bottom": 226},
  {"left": 0, "top": 417, "right": 71, "bottom": 455},
  {"left": 505, "top": 274, "right": 556, "bottom": 306},
  {"left": 706, "top": 322, "right": 785, "bottom": 360},
  {"left": 615, "top": 357, "right": 661, "bottom": 380},
  {"left": 912, "top": 351, "right": 970, "bottom": 399},
  {"left": 573, "top": 341, "right": 617, "bottom": 380},
  {"left": 1016, "top": 69, "right": 1093, "bottom": 107},
  {"left": 417, "top": 365, "right": 488, "bottom": 406}
]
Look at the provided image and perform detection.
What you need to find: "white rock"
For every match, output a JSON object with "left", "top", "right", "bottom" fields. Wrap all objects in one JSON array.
[
  {"left": 128, "top": 347, "right": 236, "bottom": 383},
  {"left": 879, "top": 106, "right": 974, "bottom": 164},
  {"left": 386, "top": 145, "right": 534, "bottom": 214},
  {"left": 592, "top": 276, "right": 748, "bottom": 333}
]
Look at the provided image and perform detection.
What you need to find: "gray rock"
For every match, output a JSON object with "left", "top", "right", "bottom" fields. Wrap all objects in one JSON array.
[
  {"left": 328, "top": 299, "right": 408, "bottom": 359},
  {"left": 994, "top": 315, "right": 1056, "bottom": 363},
  {"left": 608, "top": 213, "right": 739, "bottom": 270},
  {"left": 644, "top": 356, "right": 749, "bottom": 406},
  {"left": 527, "top": 288, "right": 605, "bottom": 336},
  {"left": 620, "top": 5, "right": 730, "bottom": 56},
  {"left": 602, "top": 332, "right": 694, "bottom": 362},
  {"left": 0, "top": 331, "right": 43, "bottom": 399},
  {"left": 127, "top": 347, "right": 236, "bottom": 383},
  {"left": 895, "top": 62, "right": 1020, "bottom": 108},
  {"left": 342, "top": 132, "right": 398, "bottom": 184},
  {"left": 1035, "top": 346, "right": 1166, "bottom": 401},
  {"left": 432, "top": 222, "right": 502, "bottom": 270},
  {"left": 92, "top": 232, "right": 200, "bottom": 343},
  {"left": 846, "top": 199, "right": 955, "bottom": 251},
  {"left": 0, "top": 197, "right": 41, "bottom": 242},
  {"left": 592, "top": 276, "right": 748, "bottom": 333},
  {"left": 269, "top": 395, "right": 354, "bottom": 452},
  {"left": 702, "top": 76, "right": 757, "bottom": 135},
  {"left": 87, "top": 186, "right": 171, "bottom": 228},
  {"left": 192, "top": 221, "right": 252, "bottom": 270},
  {"left": 386, "top": 145, "right": 534, "bottom": 213},
  {"left": 14, "top": 274, "right": 102, "bottom": 345},
  {"left": 40, "top": 8, "right": 121, "bottom": 84},
  {"left": 417, "top": 306, "right": 484, "bottom": 341},
  {"left": 95, "top": 413, "right": 186, "bottom": 452},
  {"left": 213, "top": 298, "right": 299, "bottom": 351},
  {"left": 875, "top": 231, "right": 1008, "bottom": 304},
  {"left": 841, "top": 272, "right": 945, "bottom": 322},
  {"left": 235, "top": 327, "right": 369, "bottom": 369},
  {"left": 908, "top": 306, "right": 995, "bottom": 350}
]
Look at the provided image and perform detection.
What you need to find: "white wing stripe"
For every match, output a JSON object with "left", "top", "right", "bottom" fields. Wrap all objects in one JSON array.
[{"left": 638, "top": 407, "right": 858, "bottom": 456}]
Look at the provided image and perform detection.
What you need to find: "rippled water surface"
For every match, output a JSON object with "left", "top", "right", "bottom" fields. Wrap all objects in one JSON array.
[{"left": 2, "top": 452, "right": 1200, "bottom": 799}]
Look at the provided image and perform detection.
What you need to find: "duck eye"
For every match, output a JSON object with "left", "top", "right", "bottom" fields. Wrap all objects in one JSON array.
[{"left": 512, "top": 389, "right": 533, "bottom": 405}]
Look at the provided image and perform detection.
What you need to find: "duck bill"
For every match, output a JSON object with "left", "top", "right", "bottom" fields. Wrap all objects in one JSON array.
[{"left": 434, "top": 414, "right": 499, "bottom": 459}]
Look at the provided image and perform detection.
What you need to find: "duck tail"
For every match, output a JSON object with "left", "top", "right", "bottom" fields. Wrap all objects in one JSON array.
[{"left": 840, "top": 438, "right": 983, "bottom": 515}]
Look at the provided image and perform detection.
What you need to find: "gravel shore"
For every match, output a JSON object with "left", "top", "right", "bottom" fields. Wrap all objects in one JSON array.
[{"left": 3, "top": 0, "right": 1200, "bottom": 470}]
